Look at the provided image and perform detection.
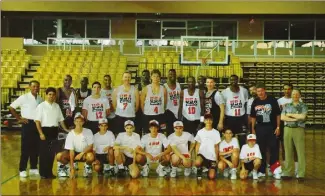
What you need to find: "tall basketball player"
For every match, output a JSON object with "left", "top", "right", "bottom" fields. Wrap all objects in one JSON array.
[
  {"left": 204, "top": 77, "right": 224, "bottom": 130},
  {"left": 112, "top": 71, "right": 139, "bottom": 134},
  {"left": 101, "top": 75, "right": 116, "bottom": 132},
  {"left": 197, "top": 75, "right": 207, "bottom": 95},
  {"left": 75, "top": 77, "right": 91, "bottom": 113},
  {"left": 135, "top": 70, "right": 150, "bottom": 135},
  {"left": 141, "top": 69, "right": 167, "bottom": 133},
  {"left": 56, "top": 75, "right": 77, "bottom": 155},
  {"left": 82, "top": 82, "right": 110, "bottom": 134},
  {"left": 164, "top": 69, "right": 182, "bottom": 136},
  {"left": 180, "top": 76, "right": 204, "bottom": 135},
  {"left": 221, "top": 74, "right": 249, "bottom": 147},
  {"left": 56, "top": 75, "right": 77, "bottom": 129}
]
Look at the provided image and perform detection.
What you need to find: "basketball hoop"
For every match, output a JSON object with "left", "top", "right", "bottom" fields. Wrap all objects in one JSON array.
[{"left": 201, "top": 58, "right": 209, "bottom": 66}]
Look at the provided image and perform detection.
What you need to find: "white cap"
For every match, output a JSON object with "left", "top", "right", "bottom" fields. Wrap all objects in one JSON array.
[
  {"left": 247, "top": 134, "right": 256, "bottom": 141},
  {"left": 98, "top": 118, "right": 108, "bottom": 124},
  {"left": 124, "top": 120, "right": 134, "bottom": 127},
  {"left": 74, "top": 112, "right": 84, "bottom": 120},
  {"left": 149, "top": 120, "right": 159, "bottom": 127},
  {"left": 173, "top": 121, "right": 184, "bottom": 127}
]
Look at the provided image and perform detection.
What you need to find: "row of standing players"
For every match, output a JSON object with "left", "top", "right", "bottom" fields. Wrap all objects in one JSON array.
[{"left": 10, "top": 68, "right": 304, "bottom": 180}]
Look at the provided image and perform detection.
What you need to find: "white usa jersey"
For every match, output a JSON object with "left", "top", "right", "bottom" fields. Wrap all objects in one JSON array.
[
  {"left": 222, "top": 86, "right": 248, "bottom": 117},
  {"left": 101, "top": 89, "right": 115, "bottom": 119},
  {"left": 164, "top": 83, "right": 181, "bottom": 118},
  {"left": 144, "top": 84, "right": 165, "bottom": 115},
  {"left": 182, "top": 89, "right": 201, "bottom": 121},
  {"left": 115, "top": 85, "right": 136, "bottom": 118},
  {"left": 82, "top": 96, "right": 110, "bottom": 121},
  {"left": 141, "top": 133, "right": 169, "bottom": 156}
]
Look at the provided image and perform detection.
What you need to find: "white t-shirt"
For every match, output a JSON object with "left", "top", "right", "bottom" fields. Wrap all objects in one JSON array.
[
  {"left": 64, "top": 128, "right": 94, "bottom": 153},
  {"left": 222, "top": 86, "right": 248, "bottom": 117},
  {"left": 240, "top": 144, "right": 262, "bottom": 163},
  {"left": 101, "top": 89, "right": 115, "bottom": 119},
  {"left": 10, "top": 92, "right": 43, "bottom": 120},
  {"left": 144, "top": 84, "right": 165, "bottom": 115},
  {"left": 182, "top": 89, "right": 201, "bottom": 121},
  {"left": 93, "top": 130, "right": 115, "bottom": 154},
  {"left": 141, "top": 133, "right": 169, "bottom": 156},
  {"left": 219, "top": 138, "right": 240, "bottom": 158},
  {"left": 115, "top": 132, "right": 141, "bottom": 158},
  {"left": 35, "top": 101, "right": 64, "bottom": 127},
  {"left": 115, "top": 85, "right": 136, "bottom": 118},
  {"left": 246, "top": 97, "right": 255, "bottom": 115},
  {"left": 195, "top": 128, "right": 221, "bottom": 161},
  {"left": 168, "top": 132, "right": 195, "bottom": 155},
  {"left": 164, "top": 83, "right": 181, "bottom": 118},
  {"left": 82, "top": 96, "right": 110, "bottom": 121}
]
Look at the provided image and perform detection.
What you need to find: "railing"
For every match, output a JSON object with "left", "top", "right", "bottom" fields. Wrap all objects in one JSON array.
[{"left": 44, "top": 38, "right": 325, "bottom": 58}]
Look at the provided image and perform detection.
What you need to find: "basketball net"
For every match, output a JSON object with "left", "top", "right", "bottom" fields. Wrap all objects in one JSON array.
[{"left": 195, "top": 58, "right": 209, "bottom": 80}]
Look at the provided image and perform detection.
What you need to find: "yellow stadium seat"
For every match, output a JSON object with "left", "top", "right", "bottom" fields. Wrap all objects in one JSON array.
[
  {"left": 20, "top": 61, "right": 29, "bottom": 68},
  {"left": 63, "top": 51, "right": 70, "bottom": 56},
  {"left": 2, "top": 61, "right": 11, "bottom": 67},
  {"left": 110, "top": 62, "right": 118, "bottom": 68},
  {"left": 58, "top": 61, "right": 66, "bottom": 67},
  {"left": 67, "top": 62, "right": 75, "bottom": 67},
  {"left": 49, "top": 80, "right": 60, "bottom": 88},
  {"left": 85, "top": 56, "right": 94, "bottom": 62},
  {"left": 60, "top": 56, "right": 68, "bottom": 62},
  {"left": 54, "top": 50, "right": 62, "bottom": 56},
  {"left": 40, "top": 79, "right": 49, "bottom": 87},
  {"left": 68, "top": 56, "right": 77, "bottom": 62},
  {"left": 111, "top": 57, "right": 119, "bottom": 64}
]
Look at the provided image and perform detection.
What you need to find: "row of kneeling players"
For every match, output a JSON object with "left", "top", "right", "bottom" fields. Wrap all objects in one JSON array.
[{"left": 53, "top": 113, "right": 265, "bottom": 180}]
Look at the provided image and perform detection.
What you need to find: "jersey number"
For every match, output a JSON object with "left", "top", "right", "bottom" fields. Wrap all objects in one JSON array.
[
  {"left": 66, "top": 109, "right": 72, "bottom": 117},
  {"left": 123, "top": 103, "right": 128, "bottom": 110},
  {"left": 96, "top": 111, "right": 103, "bottom": 119},
  {"left": 188, "top": 107, "right": 196, "bottom": 115},
  {"left": 154, "top": 106, "right": 158, "bottom": 114},
  {"left": 234, "top": 109, "right": 240, "bottom": 116}
]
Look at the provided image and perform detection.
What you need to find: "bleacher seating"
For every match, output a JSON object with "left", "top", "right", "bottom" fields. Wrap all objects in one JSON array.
[
  {"left": 1, "top": 49, "right": 31, "bottom": 88},
  {"left": 33, "top": 49, "right": 127, "bottom": 88},
  {"left": 242, "top": 62, "right": 325, "bottom": 125}
]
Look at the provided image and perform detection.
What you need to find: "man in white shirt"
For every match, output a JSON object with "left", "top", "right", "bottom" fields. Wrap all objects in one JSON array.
[
  {"left": 194, "top": 114, "right": 221, "bottom": 180},
  {"left": 34, "top": 87, "right": 69, "bottom": 179},
  {"left": 137, "top": 120, "right": 171, "bottom": 177},
  {"left": 114, "top": 120, "right": 143, "bottom": 178},
  {"left": 218, "top": 128, "right": 240, "bottom": 180},
  {"left": 82, "top": 82, "right": 110, "bottom": 135},
  {"left": 9, "top": 80, "right": 43, "bottom": 178},
  {"left": 56, "top": 113, "right": 95, "bottom": 178},
  {"left": 222, "top": 74, "right": 249, "bottom": 147},
  {"left": 239, "top": 134, "right": 262, "bottom": 180},
  {"left": 93, "top": 118, "right": 115, "bottom": 176},
  {"left": 168, "top": 121, "right": 195, "bottom": 178}
]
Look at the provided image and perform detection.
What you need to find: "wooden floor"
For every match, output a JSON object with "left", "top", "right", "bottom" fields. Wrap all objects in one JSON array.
[{"left": 2, "top": 130, "right": 325, "bottom": 195}]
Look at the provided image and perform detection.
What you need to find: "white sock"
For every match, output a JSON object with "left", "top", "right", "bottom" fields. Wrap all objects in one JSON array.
[
  {"left": 295, "top": 162, "right": 298, "bottom": 170},
  {"left": 118, "top": 164, "right": 124, "bottom": 169},
  {"left": 109, "top": 164, "right": 114, "bottom": 169}
]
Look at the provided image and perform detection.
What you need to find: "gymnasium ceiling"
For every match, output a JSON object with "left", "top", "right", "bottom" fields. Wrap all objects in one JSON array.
[{"left": 2, "top": 1, "right": 325, "bottom": 14}]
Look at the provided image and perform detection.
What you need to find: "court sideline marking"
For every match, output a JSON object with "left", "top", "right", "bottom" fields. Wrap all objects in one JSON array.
[{"left": 1, "top": 173, "right": 18, "bottom": 185}]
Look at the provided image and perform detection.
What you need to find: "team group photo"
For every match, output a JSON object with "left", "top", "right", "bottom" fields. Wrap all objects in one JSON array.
[{"left": 1, "top": 1, "right": 325, "bottom": 195}]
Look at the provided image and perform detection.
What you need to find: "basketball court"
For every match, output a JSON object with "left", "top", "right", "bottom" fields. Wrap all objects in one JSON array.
[{"left": 1, "top": 130, "right": 325, "bottom": 195}]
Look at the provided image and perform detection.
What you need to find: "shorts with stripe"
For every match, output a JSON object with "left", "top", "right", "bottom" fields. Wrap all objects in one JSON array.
[{"left": 198, "top": 154, "right": 217, "bottom": 169}]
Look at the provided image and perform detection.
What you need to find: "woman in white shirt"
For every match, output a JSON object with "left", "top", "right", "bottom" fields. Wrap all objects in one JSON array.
[
  {"left": 35, "top": 87, "right": 69, "bottom": 179},
  {"left": 56, "top": 113, "right": 95, "bottom": 178}
]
